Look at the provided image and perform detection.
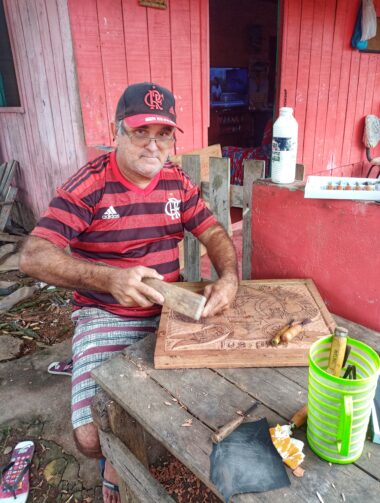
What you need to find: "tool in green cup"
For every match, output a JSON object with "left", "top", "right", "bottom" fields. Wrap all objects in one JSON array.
[{"left": 307, "top": 335, "right": 380, "bottom": 464}]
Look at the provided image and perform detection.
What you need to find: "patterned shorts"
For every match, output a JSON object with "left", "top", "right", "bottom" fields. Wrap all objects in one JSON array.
[{"left": 71, "top": 307, "right": 160, "bottom": 429}]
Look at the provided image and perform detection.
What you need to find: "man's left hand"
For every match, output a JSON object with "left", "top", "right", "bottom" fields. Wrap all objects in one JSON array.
[{"left": 201, "top": 275, "right": 238, "bottom": 318}]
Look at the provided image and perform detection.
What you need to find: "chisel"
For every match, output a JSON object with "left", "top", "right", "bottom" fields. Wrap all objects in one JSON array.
[
  {"left": 280, "top": 318, "right": 311, "bottom": 343},
  {"left": 142, "top": 278, "right": 207, "bottom": 321},
  {"left": 271, "top": 319, "right": 295, "bottom": 346}
]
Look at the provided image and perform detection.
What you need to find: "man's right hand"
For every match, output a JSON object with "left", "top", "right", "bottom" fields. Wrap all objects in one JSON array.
[{"left": 108, "top": 266, "right": 165, "bottom": 308}]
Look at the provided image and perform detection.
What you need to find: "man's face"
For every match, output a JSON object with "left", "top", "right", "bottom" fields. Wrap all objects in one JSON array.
[{"left": 113, "top": 122, "right": 175, "bottom": 185}]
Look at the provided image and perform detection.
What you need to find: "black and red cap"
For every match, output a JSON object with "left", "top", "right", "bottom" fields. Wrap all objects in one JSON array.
[{"left": 115, "top": 82, "right": 183, "bottom": 133}]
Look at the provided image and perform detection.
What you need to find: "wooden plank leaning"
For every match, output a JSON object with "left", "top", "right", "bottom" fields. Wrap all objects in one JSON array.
[
  {"left": 0, "top": 160, "right": 19, "bottom": 232},
  {"left": 182, "top": 155, "right": 201, "bottom": 282},
  {"left": 209, "top": 156, "right": 230, "bottom": 280},
  {"left": 242, "top": 159, "right": 265, "bottom": 280}
]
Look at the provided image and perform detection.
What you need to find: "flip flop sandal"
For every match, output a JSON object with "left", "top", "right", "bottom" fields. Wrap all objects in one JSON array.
[
  {"left": 0, "top": 441, "right": 34, "bottom": 503},
  {"left": 47, "top": 360, "right": 73, "bottom": 376},
  {"left": 99, "top": 458, "right": 119, "bottom": 495}
]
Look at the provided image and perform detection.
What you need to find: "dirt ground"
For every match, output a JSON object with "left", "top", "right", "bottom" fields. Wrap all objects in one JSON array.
[{"left": 0, "top": 269, "right": 220, "bottom": 502}]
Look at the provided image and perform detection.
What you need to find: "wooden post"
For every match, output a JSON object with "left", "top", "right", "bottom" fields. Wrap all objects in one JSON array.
[
  {"left": 295, "top": 163, "right": 305, "bottom": 181},
  {"left": 209, "top": 157, "right": 230, "bottom": 280},
  {"left": 182, "top": 155, "right": 201, "bottom": 282},
  {"left": 242, "top": 160, "right": 265, "bottom": 280},
  {"left": 92, "top": 391, "right": 150, "bottom": 502}
]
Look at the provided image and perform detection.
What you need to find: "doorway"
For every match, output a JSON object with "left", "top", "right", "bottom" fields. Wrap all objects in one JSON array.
[{"left": 208, "top": 0, "right": 278, "bottom": 150}]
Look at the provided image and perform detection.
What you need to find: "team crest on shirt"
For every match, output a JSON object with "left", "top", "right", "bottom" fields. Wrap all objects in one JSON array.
[{"left": 165, "top": 197, "right": 181, "bottom": 220}]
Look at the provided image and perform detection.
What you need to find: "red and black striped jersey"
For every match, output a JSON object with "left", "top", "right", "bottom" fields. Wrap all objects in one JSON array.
[{"left": 32, "top": 151, "right": 217, "bottom": 317}]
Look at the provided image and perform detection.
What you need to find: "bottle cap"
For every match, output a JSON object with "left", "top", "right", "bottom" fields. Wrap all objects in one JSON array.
[
  {"left": 280, "top": 107, "right": 294, "bottom": 115},
  {"left": 334, "top": 326, "right": 348, "bottom": 337}
]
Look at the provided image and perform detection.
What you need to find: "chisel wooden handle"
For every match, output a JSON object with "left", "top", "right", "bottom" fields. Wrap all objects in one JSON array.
[
  {"left": 281, "top": 323, "right": 304, "bottom": 343},
  {"left": 142, "top": 278, "right": 207, "bottom": 321},
  {"left": 271, "top": 320, "right": 294, "bottom": 346},
  {"left": 290, "top": 404, "right": 308, "bottom": 428},
  {"left": 211, "top": 403, "right": 258, "bottom": 443}
]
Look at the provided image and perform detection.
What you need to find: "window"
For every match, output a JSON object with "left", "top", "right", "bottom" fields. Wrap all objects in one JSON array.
[{"left": 0, "top": 0, "right": 21, "bottom": 108}]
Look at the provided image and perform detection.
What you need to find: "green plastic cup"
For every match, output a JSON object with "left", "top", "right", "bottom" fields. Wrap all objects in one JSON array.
[{"left": 307, "top": 335, "right": 380, "bottom": 464}]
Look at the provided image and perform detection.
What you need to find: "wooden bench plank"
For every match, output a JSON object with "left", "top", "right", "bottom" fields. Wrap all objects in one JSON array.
[
  {"left": 99, "top": 430, "right": 175, "bottom": 503},
  {"left": 125, "top": 334, "right": 264, "bottom": 429}
]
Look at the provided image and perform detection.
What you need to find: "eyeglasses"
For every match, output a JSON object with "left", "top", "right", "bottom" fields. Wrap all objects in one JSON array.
[{"left": 125, "top": 129, "right": 176, "bottom": 148}]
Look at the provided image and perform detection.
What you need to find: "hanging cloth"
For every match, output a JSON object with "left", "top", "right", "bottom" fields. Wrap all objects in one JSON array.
[{"left": 352, "top": 4, "right": 369, "bottom": 50}]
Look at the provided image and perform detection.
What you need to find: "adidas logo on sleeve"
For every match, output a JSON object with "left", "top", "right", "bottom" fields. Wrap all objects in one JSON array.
[{"left": 102, "top": 206, "right": 120, "bottom": 219}]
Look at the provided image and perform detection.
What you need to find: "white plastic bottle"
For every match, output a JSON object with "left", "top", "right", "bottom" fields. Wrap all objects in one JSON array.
[{"left": 271, "top": 107, "right": 298, "bottom": 184}]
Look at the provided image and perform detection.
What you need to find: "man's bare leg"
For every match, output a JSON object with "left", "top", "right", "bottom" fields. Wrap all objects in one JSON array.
[{"left": 74, "top": 423, "right": 121, "bottom": 503}]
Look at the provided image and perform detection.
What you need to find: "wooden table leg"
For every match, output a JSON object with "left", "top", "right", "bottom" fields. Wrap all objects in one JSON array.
[{"left": 92, "top": 390, "right": 173, "bottom": 503}]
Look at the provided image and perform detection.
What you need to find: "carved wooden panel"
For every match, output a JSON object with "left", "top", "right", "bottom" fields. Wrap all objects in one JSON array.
[{"left": 154, "top": 279, "right": 336, "bottom": 368}]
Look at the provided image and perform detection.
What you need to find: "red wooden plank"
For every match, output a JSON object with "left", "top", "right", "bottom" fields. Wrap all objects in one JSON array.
[
  {"left": 351, "top": 161, "right": 363, "bottom": 177},
  {"left": 68, "top": 0, "right": 108, "bottom": 146},
  {"left": 200, "top": 0, "right": 209, "bottom": 147},
  {"left": 332, "top": 1, "right": 358, "bottom": 168},
  {"left": 349, "top": 55, "right": 369, "bottom": 164},
  {"left": 35, "top": 0, "right": 69, "bottom": 173},
  {"left": 295, "top": 0, "right": 314, "bottom": 163},
  {"left": 4, "top": 0, "right": 44, "bottom": 210},
  {"left": 0, "top": 116, "right": 11, "bottom": 161},
  {"left": 5, "top": 0, "right": 58, "bottom": 214},
  {"left": 169, "top": 0, "right": 194, "bottom": 154},
  {"left": 44, "top": 0, "right": 80, "bottom": 171},
  {"left": 278, "top": 0, "right": 288, "bottom": 110},
  {"left": 122, "top": 0, "right": 150, "bottom": 82},
  {"left": 313, "top": 168, "right": 332, "bottom": 176},
  {"left": 189, "top": 0, "right": 202, "bottom": 149},
  {"left": 283, "top": 0, "right": 302, "bottom": 109},
  {"left": 363, "top": 54, "right": 377, "bottom": 117},
  {"left": 322, "top": 0, "right": 349, "bottom": 172},
  {"left": 147, "top": 5, "right": 171, "bottom": 87},
  {"left": 374, "top": 54, "right": 380, "bottom": 112},
  {"left": 1, "top": 5, "right": 29, "bottom": 171},
  {"left": 340, "top": 49, "right": 360, "bottom": 166},
  {"left": 97, "top": 0, "right": 128, "bottom": 137},
  {"left": 313, "top": 0, "right": 336, "bottom": 171},
  {"left": 302, "top": 0, "right": 325, "bottom": 172},
  {"left": 56, "top": 0, "right": 87, "bottom": 170},
  {"left": 18, "top": 0, "right": 58, "bottom": 187}
]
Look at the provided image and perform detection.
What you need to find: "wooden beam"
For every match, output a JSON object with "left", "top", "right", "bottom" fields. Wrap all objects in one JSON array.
[
  {"left": 209, "top": 157, "right": 230, "bottom": 280},
  {"left": 99, "top": 430, "right": 175, "bottom": 503},
  {"left": 242, "top": 160, "right": 265, "bottom": 280},
  {"left": 182, "top": 155, "right": 201, "bottom": 282}
]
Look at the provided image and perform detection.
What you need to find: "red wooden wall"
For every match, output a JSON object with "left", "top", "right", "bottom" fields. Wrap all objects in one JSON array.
[
  {"left": 251, "top": 182, "right": 380, "bottom": 332},
  {"left": 0, "top": 0, "right": 87, "bottom": 219},
  {"left": 279, "top": 0, "right": 380, "bottom": 177},
  {"left": 67, "top": 0, "right": 209, "bottom": 157}
]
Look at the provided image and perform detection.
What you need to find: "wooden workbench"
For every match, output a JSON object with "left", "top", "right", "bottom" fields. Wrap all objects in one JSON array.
[{"left": 91, "top": 316, "right": 380, "bottom": 502}]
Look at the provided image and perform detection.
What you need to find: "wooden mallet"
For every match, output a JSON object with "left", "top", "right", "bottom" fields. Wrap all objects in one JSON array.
[{"left": 142, "top": 278, "right": 207, "bottom": 321}]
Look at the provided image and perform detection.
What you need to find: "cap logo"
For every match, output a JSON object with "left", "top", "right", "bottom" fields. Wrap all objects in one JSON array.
[{"left": 144, "top": 89, "right": 164, "bottom": 110}]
